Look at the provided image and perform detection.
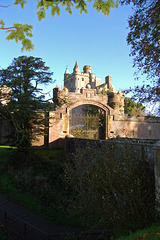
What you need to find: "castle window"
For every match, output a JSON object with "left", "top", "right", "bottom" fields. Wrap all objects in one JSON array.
[{"left": 82, "top": 78, "right": 84, "bottom": 81}]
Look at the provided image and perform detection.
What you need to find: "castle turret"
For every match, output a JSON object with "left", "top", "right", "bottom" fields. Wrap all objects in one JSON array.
[
  {"left": 64, "top": 66, "right": 69, "bottom": 75},
  {"left": 73, "top": 61, "right": 80, "bottom": 73},
  {"left": 90, "top": 73, "right": 95, "bottom": 88},
  {"left": 83, "top": 65, "right": 91, "bottom": 74}
]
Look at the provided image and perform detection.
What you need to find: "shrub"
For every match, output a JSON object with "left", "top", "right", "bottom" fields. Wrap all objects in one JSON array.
[{"left": 64, "top": 142, "right": 155, "bottom": 235}]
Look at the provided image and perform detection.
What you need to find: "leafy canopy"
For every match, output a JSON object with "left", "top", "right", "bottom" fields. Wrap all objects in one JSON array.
[
  {"left": 0, "top": 1, "right": 33, "bottom": 51},
  {"left": 124, "top": 97, "right": 145, "bottom": 116},
  {"left": 125, "top": 0, "right": 160, "bottom": 113},
  {"left": 0, "top": 0, "right": 118, "bottom": 51}
]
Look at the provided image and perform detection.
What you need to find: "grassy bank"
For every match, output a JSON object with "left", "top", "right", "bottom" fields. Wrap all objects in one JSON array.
[{"left": 0, "top": 146, "right": 81, "bottom": 227}]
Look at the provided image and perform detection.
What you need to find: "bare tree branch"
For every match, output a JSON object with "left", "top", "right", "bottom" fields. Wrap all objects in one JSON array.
[{"left": 0, "top": 4, "right": 13, "bottom": 8}]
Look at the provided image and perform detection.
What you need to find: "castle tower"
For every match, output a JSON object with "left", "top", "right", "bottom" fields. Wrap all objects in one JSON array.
[
  {"left": 105, "top": 75, "right": 113, "bottom": 90},
  {"left": 64, "top": 66, "right": 69, "bottom": 80},
  {"left": 73, "top": 61, "right": 80, "bottom": 92},
  {"left": 73, "top": 61, "right": 80, "bottom": 73},
  {"left": 63, "top": 62, "right": 101, "bottom": 93}
]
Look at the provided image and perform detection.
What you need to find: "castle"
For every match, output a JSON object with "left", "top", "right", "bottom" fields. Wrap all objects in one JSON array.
[
  {"left": 0, "top": 62, "right": 160, "bottom": 147},
  {"left": 48, "top": 61, "right": 160, "bottom": 147},
  {"left": 63, "top": 62, "right": 124, "bottom": 115}
]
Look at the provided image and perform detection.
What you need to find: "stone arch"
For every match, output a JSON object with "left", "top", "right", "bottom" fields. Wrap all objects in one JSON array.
[
  {"left": 68, "top": 99, "right": 112, "bottom": 139},
  {"left": 68, "top": 99, "right": 112, "bottom": 114}
]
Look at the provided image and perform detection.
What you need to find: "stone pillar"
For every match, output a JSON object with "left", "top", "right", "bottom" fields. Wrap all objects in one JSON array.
[
  {"left": 105, "top": 113, "right": 108, "bottom": 139},
  {"left": 106, "top": 115, "right": 112, "bottom": 139}
]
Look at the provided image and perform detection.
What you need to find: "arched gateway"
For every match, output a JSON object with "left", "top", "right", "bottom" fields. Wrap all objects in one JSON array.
[
  {"left": 69, "top": 99, "right": 111, "bottom": 112},
  {"left": 47, "top": 83, "right": 122, "bottom": 148},
  {"left": 69, "top": 99, "right": 111, "bottom": 139}
]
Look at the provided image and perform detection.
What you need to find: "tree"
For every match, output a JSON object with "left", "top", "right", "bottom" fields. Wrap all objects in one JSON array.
[
  {"left": 124, "top": 97, "right": 145, "bottom": 115},
  {"left": 124, "top": 0, "right": 160, "bottom": 113},
  {"left": 0, "top": 56, "right": 53, "bottom": 152},
  {"left": 126, "top": 0, "right": 159, "bottom": 81},
  {"left": 0, "top": 0, "right": 118, "bottom": 51}
]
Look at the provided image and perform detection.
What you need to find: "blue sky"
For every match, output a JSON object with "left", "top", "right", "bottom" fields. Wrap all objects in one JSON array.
[{"left": 0, "top": 1, "right": 138, "bottom": 97}]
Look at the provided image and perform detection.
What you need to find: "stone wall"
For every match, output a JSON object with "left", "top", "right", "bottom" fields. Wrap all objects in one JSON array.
[
  {"left": 32, "top": 112, "right": 160, "bottom": 148},
  {"left": 65, "top": 137, "right": 159, "bottom": 170},
  {"left": 108, "top": 115, "right": 160, "bottom": 139},
  {"left": 0, "top": 120, "right": 14, "bottom": 145},
  {"left": 65, "top": 138, "right": 160, "bottom": 214},
  {"left": 65, "top": 137, "right": 160, "bottom": 215},
  {"left": 0, "top": 85, "right": 12, "bottom": 105}
]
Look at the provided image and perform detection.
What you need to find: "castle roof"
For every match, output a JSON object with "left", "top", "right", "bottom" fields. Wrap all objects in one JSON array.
[
  {"left": 73, "top": 61, "right": 80, "bottom": 73},
  {"left": 64, "top": 66, "right": 69, "bottom": 74}
]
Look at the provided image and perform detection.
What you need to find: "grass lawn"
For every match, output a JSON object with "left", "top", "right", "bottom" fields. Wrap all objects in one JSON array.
[{"left": 0, "top": 145, "right": 15, "bottom": 158}]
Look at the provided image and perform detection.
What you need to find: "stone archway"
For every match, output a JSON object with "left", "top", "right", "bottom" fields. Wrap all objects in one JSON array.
[
  {"left": 47, "top": 87, "right": 114, "bottom": 148},
  {"left": 69, "top": 99, "right": 111, "bottom": 113},
  {"left": 67, "top": 99, "right": 112, "bottom": 140},
  {"left": 69, "top": 104, "right": 105, "bottom": 139}
]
